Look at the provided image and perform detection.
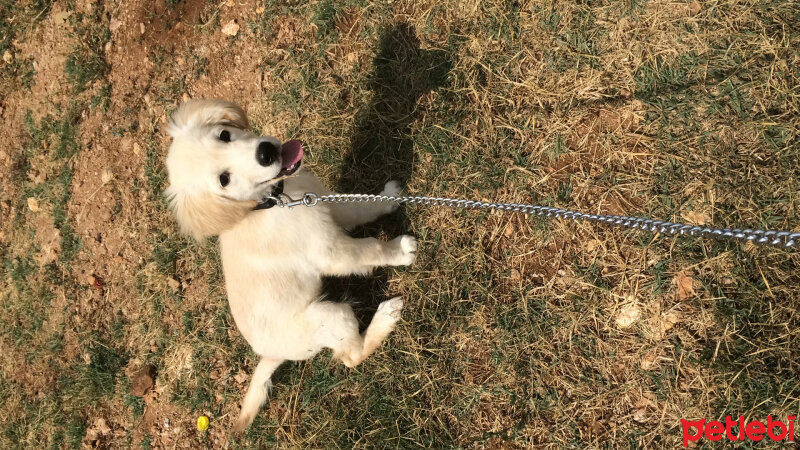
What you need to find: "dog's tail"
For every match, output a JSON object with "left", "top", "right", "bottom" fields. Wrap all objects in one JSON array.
[{"left": 233, "top": 357, "right": 283, "bottom": 433}]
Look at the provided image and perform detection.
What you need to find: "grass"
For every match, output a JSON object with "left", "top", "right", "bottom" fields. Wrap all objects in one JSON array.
[
  {"left": 1, "top": 0, "right": 799, "bottom": 447},
  {"left": 65, "top": 5, "right": 110, "bottom": 94},
  {"left": 0, "top": 0, "right": 52, "bottom": 97}
]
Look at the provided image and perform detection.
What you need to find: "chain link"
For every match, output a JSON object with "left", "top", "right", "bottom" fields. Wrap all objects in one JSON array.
[{"left": 269, "top": 192, "right": 798, "bottom": 249}]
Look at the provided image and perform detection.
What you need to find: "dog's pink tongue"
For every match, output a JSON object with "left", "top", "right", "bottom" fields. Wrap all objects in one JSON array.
[{"left": 281, "top": 140, "right": 303, "bottom": 169}]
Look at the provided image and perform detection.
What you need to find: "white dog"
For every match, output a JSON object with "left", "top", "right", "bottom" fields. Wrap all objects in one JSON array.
[{"left": 164, "top": 99, "right": 417, "bottom": 432}]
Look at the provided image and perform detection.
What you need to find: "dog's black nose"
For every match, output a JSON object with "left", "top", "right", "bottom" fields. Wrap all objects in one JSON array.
[{"left": 256, "top": 141, "right": 280, "bottom": 167}]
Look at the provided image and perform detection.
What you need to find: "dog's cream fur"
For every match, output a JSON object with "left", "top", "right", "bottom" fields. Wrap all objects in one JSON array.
[{"left": 164, "top": 99, "right": 416, "bottom": 432}]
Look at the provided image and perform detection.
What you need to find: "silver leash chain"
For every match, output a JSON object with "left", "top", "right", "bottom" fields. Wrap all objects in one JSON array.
[{"left": 267, "top": 192, "right": 799, "bottom": 249}]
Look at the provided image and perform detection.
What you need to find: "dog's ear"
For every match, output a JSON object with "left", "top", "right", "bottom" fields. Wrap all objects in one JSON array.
[
  {"left": 165, "top": 187, "right": 257, "bottom": 240},
  {"left": 167, "top": 99, "right": 249, "bottom": 137}
]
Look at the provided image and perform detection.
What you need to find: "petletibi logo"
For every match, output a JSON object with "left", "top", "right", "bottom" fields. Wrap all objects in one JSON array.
[{"left": 681, "top": 415, "right": 796, "bottom": 446}]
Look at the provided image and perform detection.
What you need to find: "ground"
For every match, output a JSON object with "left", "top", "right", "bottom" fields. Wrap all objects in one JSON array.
[{"left": 1, "top": 0, "right": 799, "bottom": 448}]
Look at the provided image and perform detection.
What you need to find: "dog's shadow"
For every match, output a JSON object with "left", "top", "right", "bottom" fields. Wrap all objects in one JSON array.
[{"left": 322, "top": 22, "right": 452, "bottom": 329}]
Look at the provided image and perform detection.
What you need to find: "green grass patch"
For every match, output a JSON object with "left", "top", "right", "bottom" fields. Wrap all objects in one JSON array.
[{"left": 65, "top": 7, "right": 111, "bottom": 94}]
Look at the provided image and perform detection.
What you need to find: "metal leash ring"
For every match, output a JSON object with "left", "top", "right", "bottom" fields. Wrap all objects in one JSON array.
[{"left": 302, "top": 193, "right": 319, "bottom": 207}]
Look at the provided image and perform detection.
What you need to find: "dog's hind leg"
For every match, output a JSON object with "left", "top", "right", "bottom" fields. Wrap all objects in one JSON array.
[
  {"left": 307, "top": 298, "right": 404, "bottom": 368},
  {"left": 233, "top": 357, "right": 284, "bottom": 433},
  {"left": 357, "top": 297, "right": 404, "bottom": 365},
  {"left": 329, "top": 180, "right": 404, "bottom": 229}
]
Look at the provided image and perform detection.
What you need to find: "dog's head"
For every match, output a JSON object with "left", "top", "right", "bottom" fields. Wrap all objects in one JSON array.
[{"left": 164, "top": 99, "right": 303, "bottom": 240}]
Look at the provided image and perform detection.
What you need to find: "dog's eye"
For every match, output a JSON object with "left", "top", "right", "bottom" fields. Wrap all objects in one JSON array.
[
  {"left": 219, "top": 130, "right": 231, "bottom": 143},
  {"left": 219, "top": 172, "right": 231, "bottom": 187}
]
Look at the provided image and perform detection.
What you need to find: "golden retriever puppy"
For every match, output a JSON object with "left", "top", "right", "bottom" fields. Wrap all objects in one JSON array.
[{"left": 164, "top": 99, "right": 416, "bottom": 432}]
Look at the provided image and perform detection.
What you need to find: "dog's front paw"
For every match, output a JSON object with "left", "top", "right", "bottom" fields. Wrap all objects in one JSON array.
[
  {"left": 381, "top": 180, "right": 403, "bottom": 197},
  {"left": 391, "top": 235, "right": 417, "bottom": 266},
  {"left": 380, "top": 180, "right": 403, "bottom": 213}
]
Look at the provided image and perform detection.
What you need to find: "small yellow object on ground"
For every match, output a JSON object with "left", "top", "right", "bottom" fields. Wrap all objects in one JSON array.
[{"left": 197, "top": 415, "right": 209, "bottom": 431}]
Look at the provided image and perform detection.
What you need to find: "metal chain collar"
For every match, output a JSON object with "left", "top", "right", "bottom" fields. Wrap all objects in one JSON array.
[{"left": 265, "top": 192, "right": 799, "bottom": 249}]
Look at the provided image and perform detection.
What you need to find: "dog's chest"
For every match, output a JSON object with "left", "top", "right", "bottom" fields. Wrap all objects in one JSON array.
[{"left": 222, "top": 205, "right": 335, "bottom": 269}]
